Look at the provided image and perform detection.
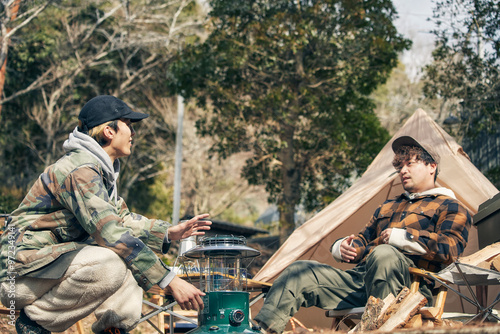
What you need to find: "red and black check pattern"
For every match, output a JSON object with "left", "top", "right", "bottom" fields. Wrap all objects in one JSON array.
[{"left": 351, "top": 193, "right": 472, "bottom": 271}]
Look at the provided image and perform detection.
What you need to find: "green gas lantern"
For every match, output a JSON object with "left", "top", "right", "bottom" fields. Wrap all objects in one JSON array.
[{"left": 182, "top": 235, "right": 261, "bottom": 334}]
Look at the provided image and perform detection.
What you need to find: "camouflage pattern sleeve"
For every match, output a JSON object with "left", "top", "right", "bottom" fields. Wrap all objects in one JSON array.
[
  {"left": 56, "top": 165, "right": 170, "bottom": 290},
  {"left": 116, "top": 198, "right": 172, "bottom": 254}
]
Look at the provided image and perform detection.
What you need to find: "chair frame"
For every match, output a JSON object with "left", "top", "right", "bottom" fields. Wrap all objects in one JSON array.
[{"left": 421, "top": 262, "right": 500, "bottom": 324}]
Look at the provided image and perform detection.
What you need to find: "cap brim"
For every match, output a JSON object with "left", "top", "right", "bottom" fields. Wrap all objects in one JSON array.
[
  {"left": 123, "top": 110, "right": 149, "bottom": 122},
  {"left": 392, "top": 136, "right": 421, "bottom": 153},
  {"left": 392, "top": 135, "right": 440, "bottom": 164}
]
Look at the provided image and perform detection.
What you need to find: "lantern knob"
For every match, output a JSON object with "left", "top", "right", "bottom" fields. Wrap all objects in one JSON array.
[{"left": 230, "top": 309, "right": 245, "bottom": 325}]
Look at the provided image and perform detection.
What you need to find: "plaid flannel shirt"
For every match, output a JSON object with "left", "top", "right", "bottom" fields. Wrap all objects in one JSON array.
[{"left": 351, "top": 191, "right": 472, "bottom": 272}]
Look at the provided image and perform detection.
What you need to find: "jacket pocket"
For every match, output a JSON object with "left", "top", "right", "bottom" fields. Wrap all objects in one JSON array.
[
  {"left": 22, "top": 230, "right": 57, "bottom": 248},
  {"left": 406, "top": 207, "right": 436, "bottom": 230}
]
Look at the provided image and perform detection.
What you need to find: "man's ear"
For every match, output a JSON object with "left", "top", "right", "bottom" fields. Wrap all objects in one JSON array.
[
  {"left": 103, "top": 126, "right": 115, "bottom": 141},
  {"left": 429, "top": 162, "right": 437, "bottom": 175}
]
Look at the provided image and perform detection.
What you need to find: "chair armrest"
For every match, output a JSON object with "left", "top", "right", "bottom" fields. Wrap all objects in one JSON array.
[{"left": 409, "top": 267, "right": 452, "bottom": 285}]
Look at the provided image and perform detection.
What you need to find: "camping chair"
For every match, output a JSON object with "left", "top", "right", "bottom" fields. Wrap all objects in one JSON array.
[
  {"left": 430, "top": 261, "right": 500, "bottom": 324},
  {"left": 326, "top": 267, "right": 449, "bottom": 330}
]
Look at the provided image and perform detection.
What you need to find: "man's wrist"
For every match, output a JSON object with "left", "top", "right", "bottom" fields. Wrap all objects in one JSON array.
[
  {"left": 159, "top": 270, "right": 177, "bottom": 289},
  {"left": 332, "top": 237, "right": 347, "bottom": 262}
]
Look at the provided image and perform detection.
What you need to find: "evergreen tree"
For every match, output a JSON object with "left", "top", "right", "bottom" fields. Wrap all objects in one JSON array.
[
  {"left": 0, "top": 0, "right": 203, "bottom": 214},
  {"left": 170, "top": 0, "right": 410, "bottom": 243},
  {"left": 424, "top": 0, "right": 500, "bottom": 138}
]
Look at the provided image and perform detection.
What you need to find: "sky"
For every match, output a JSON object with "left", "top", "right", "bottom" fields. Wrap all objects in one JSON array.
[{"left": 392, "top": 0, "right": 436, "bottom": 81}]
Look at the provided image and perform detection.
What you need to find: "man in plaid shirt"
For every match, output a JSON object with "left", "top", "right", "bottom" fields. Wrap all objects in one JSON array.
[{"left": 254, "top": 136, "right": 472, "bottom": 333}]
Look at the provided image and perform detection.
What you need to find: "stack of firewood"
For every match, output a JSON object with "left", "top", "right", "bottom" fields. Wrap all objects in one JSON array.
[
  {"left": 350, "top": 243, "right": 500, "bottom": 333},
  {"left": 349, "top": 287, "right": 453, "bottom": 333},
  {"left": 461, "top": 243, "right": 500, "bottom": 271}
]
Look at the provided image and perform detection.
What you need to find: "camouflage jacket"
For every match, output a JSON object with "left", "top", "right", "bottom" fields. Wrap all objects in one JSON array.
[{"left": 0, "top": 149, "right": 171, "bottom": 290}]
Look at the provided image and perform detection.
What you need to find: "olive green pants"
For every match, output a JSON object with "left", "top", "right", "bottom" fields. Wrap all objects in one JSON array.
[{"left": 254, "top": 245, "right": 431, "bottom": 333}]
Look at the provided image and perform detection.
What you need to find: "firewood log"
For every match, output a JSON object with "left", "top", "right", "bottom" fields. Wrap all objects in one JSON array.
[
  {"left": 378, "top": 290, "right": 427, "bottom": 331},
  {"left": 377, "top": 287, "right": 411, "bottom": 326},
  {"left": 491, "top": 254, "right": 500, "bottom": 272},
  {"left": 350, "top": 296, "right": 384, "bottom": 332}
]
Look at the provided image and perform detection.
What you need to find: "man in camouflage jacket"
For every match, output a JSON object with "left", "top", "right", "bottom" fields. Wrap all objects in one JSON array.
[
  {"left": 254, "top": 136, "right": 472, "bottom": 333},
  {"left": 0, "top": 96, "right": 211, "bottom": 334}
]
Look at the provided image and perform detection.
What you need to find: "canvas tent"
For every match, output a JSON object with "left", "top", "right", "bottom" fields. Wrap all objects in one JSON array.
[{"left": 251, "top": 109, "right": 499, "bottom": 329}]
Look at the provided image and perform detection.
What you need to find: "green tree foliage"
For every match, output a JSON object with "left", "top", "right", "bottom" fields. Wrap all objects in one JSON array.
[
  {"left": 169, "top": 0, "right": 410, "bottom": 242},
  {"left": 0, "top": 186, "right": 24, "bottom": 214},
  {"left": 423, "top": 0, "right": 500, "bottom": 138},
  {"left": 0, "top": 0, "right": 204, "bottom": 215},
  {"left": 372, "top": 62, "right": 443, "bottom": 135},
  {"left": 128, "top": 171, "right": 174, "bottom": 220}
]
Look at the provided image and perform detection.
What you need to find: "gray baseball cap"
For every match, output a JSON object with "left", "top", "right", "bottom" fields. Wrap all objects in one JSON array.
[{"left": 392, "top": 136, "right": 440, "bottom": 165}]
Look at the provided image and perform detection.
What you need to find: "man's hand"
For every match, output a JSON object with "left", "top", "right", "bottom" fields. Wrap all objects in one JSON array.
[
  {"left": 168, "top": 213, "right": 212, "bottom": 241},
  {"left": 340, "top": 234, "right": 357, "bottom": 262},
  {"left": 380, "top": 228, "right": 393, "bottom": 244},
  {"left": 167, "top": 276, "right": 206, "bottom": 311}
]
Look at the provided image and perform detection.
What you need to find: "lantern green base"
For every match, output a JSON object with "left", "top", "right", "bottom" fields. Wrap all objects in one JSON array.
[{"left": 186, "top": 291, "right": 261, "bottom": 334}]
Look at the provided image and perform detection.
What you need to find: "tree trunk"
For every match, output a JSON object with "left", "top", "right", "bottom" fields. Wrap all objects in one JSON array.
[
  {"left": 278, "top": 120, "right": 301, "bottom": 245},
  {"left": 0, "top": 0, "right": 22, "bottom": 116}
]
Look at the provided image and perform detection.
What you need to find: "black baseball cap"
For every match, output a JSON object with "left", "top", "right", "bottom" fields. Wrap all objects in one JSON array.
[
  {"left": 78, "top": 95, "right": 149, "bottom": 132},
  {"left": 392, "top": 136, "right": 440, "bottom": 165}
]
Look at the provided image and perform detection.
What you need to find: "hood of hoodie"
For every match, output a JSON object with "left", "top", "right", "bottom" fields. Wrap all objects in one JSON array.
[
  {"left": 405, "top": 187, "right": 456, "bottom": 200},
  {"left": 63, "top": 127, "right": 120, "bottom": 203}
]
